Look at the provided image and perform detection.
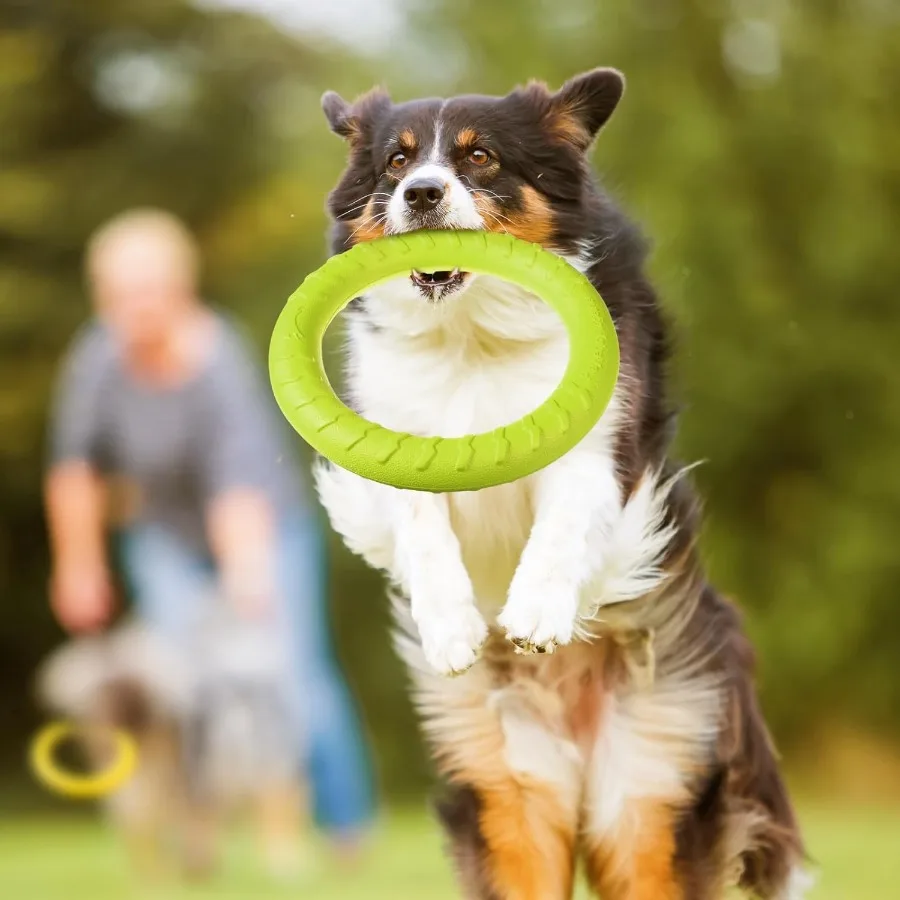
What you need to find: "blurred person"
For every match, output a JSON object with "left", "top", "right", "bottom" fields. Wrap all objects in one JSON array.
[{"left": 43, "top": 208, "right": 374, "bottom": 863}]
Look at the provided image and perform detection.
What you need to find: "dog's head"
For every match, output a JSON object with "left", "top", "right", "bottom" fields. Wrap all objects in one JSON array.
[
  {"left": 323, "top": 68, "right": 624, "bottom": 303},
  {"left": 36, "top": 623, "right": 194, "bottom": 730}
]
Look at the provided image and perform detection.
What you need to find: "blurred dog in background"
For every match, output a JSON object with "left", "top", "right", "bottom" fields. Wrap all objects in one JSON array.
[{"left": 36, "top": 614, "right": 308, "bottom": 882}]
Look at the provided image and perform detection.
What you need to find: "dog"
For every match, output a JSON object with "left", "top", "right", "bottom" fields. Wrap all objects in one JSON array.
[
  {"left": 36, "top": 616, "right": 308, "bottom": 881},
  {"left": 313, "top": 68, "right": 810, "bottom": 899}
]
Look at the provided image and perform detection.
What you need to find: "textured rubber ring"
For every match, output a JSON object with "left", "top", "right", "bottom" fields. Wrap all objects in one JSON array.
[
  {"left": 29, "top": 721, "right": 138, "bottom": 799},
  {"left": 269, "top": 230, "right": 619, "bottom": 492}
]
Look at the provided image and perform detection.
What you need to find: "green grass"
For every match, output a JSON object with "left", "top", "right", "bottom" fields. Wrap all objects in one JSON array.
[{"left": 0, "top": 803, "right": 896, "bottom": 898}]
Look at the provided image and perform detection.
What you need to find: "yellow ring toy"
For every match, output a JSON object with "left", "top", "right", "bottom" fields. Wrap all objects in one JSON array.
[{"left": 29, "top": 721, "right": 138, "bottom": 799}]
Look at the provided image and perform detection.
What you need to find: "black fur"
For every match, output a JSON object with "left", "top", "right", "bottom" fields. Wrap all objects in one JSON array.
[
  {"left": 435, "top": 784, "right": 500, "bottom": 900},
  {"left": 674, "top": 766, "right": 729, "bottom": 900}
]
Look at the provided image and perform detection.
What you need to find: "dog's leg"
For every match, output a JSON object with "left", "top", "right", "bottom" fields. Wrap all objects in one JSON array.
[
  {"left": 314, "top": 461, "right": 395, "bottom": 571},
  {"left": 583, "top": 798, "right": 685, "bottom": 900},
  {"left": 580, "top": 670, "right": 724, "bottom": 900},
  {"left": 110, "top": 780, "right": 179, "bottom": 882},
  {"left": 255, "top": 778, "right": 309, "bottom": 880},
  {"left": 317, "top": 452, "right": 487, "bottom": 674},
  {"left": 499, "top": 452, "right": 620, "bottom": 653},
  {"left": 439, "top": 779, "right": 577, "bottom": 900},
  {"left": 427, "top": 676, "right": 582, "bottom": 900},
  {"left": 179, "top": 800, "right": 219, "bottom": 880},
  {"left": 98, "top": 736, "right": 174, "bottom": 882},
  {"left": 395, "top": 491, "right": 488, "bottom": 675},
  {"left": 119, "top": 817, "right": 171, "bottom": 882}
]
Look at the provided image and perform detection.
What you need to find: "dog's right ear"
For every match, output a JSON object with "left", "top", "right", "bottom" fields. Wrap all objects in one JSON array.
[
  {"left": 321, "top": 88, "right": 391, "bottom": 142},
  {"left": 322, "top": 91, "right": 355, "bottom": 138}
]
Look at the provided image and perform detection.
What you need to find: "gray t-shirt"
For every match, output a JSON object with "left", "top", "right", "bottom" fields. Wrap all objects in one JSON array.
[{"left": 49, "top": 315, "right": 307, "bottom": 552}]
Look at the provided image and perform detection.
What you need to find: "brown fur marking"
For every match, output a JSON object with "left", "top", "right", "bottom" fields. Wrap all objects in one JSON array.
[
  {"left": 398, "top": 127, "right": 418, "bottom": 150},
  {"left": 548, "top": 109, "right": 591, "bottom": 149},
  {"left": 586, "top": 801, "right": 683, "bottom": 900},
  {"left": 478, "top": 778, "right": 576, "bottom": 900},
  {"left": 455, "top": 127, "right": 480, "bottom": 149},
  {"left": 478, "top": 185, "right": 554, "bottom": 245}
]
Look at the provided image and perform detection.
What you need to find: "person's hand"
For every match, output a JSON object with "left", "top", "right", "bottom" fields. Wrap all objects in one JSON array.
[
  {"left": 50, "top": 562, "right": 114, "bottom": 633},
  {"left": 220, "top": 565, "right": 276, "bottom": 621}
]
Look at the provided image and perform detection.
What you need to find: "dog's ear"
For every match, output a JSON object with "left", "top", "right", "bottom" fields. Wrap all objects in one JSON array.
[
  {"left": 547, "top": 68, "right": 625, "bottom": 150},
  {"left": 321, "top": 87, "right": 391, "bottom": 142},
  {"left": 322, "top": 91, "right": 355, "bottom": 138},
  {"left": 323, "top": 87, "right": 392, "bottom": 226}
]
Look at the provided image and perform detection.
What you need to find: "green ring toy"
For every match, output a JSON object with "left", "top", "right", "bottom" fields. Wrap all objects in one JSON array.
[{"left": 269, "top": 230, "right": 619, "bottom": 493}]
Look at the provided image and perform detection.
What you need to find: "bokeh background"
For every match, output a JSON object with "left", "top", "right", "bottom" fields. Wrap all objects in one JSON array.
[{"left": 1, "top": 0, "right": 898, "bottom": 897}]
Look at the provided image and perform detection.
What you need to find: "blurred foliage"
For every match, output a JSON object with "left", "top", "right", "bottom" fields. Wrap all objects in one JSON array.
[{"left": 1, "top": 0, "right": 898, "bottom": 800}]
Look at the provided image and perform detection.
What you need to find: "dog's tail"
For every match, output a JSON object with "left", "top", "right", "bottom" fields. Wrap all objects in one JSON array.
[{"left": 719, "top": 597, "right": 813, "bottom": 899}]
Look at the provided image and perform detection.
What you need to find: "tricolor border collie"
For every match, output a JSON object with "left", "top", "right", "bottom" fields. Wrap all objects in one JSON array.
[{"left": 314, "top": 68, "right": 809, "bottom": 899}]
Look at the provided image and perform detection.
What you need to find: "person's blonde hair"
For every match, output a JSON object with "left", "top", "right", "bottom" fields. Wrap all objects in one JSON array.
[{"left": 85, "top": 208, "right": 200, "bottom": 285}]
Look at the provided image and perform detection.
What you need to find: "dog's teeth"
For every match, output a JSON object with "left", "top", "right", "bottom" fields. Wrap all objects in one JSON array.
[{"left": 451, "top": 268, "right": 460, "bottom": 277}]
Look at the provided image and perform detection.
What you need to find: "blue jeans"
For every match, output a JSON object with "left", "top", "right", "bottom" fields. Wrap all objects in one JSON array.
[{"left": 117, "top": 512, "right": 375, "bottom": 836}]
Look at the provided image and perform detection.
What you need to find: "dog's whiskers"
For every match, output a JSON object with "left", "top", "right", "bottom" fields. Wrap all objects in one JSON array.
[
  {"left": 480, "top": 208, "right": 515, "bottom": 233},
  {"left": 346, "top": 210, "right": 390, "bottom": 244},
  {"left": 474, "top": 188, "right": 512, "bottom": 203},
  {"left": 337, "top": 192, "right": 394, "bottom": 221}
]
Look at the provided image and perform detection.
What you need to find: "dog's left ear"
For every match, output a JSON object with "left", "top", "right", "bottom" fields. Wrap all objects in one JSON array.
[{"left": 549, "top": 68, "right": 625, "bottom": 150}]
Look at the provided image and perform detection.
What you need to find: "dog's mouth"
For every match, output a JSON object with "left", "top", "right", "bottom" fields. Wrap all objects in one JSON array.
[{"left": 410, "top": 267, "right": 470, "bottom": 300}]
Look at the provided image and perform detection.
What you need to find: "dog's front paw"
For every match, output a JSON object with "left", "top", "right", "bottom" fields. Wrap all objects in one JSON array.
[
  {"left": 498, "top": 576, "right": 581, "bottom": 655},
  {"left": 418, "top": 605, "right": 488, "bottom": 676}
]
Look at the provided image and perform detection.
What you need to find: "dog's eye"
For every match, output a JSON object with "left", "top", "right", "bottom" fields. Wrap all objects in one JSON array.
[
  {"left": 388, "top": 151, "right": 409, "bottom": 170},
  {"left": 468, "top": 148, "right": 491, "bottom": 166}
]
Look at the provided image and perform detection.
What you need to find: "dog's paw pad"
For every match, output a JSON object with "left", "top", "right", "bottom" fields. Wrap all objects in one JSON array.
[
  {"left": 498, "top": 578, "right": 579, "bottom": 655},
  {"left": 508, "top": 635, "right": 557, "bottom": 655}
]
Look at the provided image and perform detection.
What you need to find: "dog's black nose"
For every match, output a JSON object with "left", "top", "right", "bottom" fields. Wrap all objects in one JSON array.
[{"left": 403, "top": 178, "right": 445, "bottom": 213}]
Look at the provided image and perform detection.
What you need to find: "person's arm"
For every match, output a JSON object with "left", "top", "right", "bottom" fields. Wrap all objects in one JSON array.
[
  {"left": 45, "top": 461, "right": 113, "bottom": 632},
  {"left": 206, "top": 487, "right": 278, "bottom": 617},
  {"left": 202, "top": 327, "right": 286, "bottom": 617},
  {"left": 44, "top": 327, "right": 114, "bottom": 632}
]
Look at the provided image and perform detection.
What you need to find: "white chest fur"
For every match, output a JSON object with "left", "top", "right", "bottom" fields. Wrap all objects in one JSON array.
[
  {"left": 344, "top": 273, "right": 614, "bottom": 609},
  {"left": 348, "top": 273, "right": 570, "bottom": 436}
]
